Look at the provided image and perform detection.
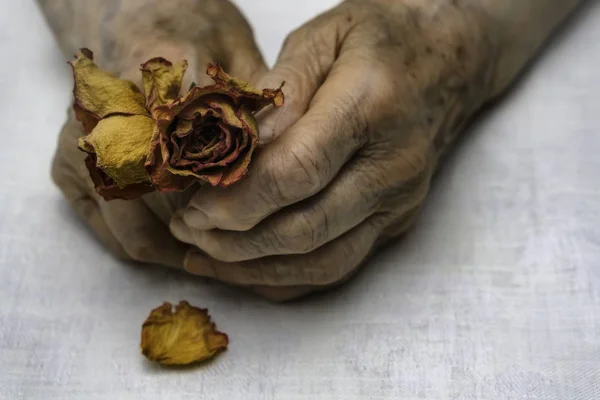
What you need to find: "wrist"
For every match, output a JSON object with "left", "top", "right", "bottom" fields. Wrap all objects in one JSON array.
[{"left": 475, "top": 0, "right": 584, "bottom": 98}]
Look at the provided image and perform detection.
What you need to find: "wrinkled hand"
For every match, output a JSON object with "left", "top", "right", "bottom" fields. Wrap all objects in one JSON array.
[
  {"left": 50, "top": 0, "right": 267, "bottom": 269},
  {"left": 172, "top": 0, "right": 497, "bottom": 299}
]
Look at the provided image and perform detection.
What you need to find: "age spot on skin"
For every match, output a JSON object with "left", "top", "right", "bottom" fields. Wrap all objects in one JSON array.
[
  {"left": 155, "top": 18, "right": 177, "bottom": 35},
  {"left": 455, "top": 45, "right": 465, "bottom": 60}
]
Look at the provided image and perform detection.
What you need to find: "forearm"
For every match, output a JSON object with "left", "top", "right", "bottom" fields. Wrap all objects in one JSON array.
[{"left": 478, "top": 0, "right": 585, "bottom": 97}]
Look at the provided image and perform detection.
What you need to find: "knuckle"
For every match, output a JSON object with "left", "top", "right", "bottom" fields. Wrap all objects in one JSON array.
[
  {"left": 197, "top": 201, "right": 258, "bottom": 231},
  {"left": 287, "top": 140, "right": 331, "bottom": 195},
  {"left": 320, "top": 241, "right": 362, "bottom": 286},
  {"left": 296, "top": 208, "right": 329, "bottom": 253},
  {"left": 336, "top": 94, "right": 369, "bottom": 146},
  {"left": 262, "top": 145, "right": 324, "bottom": 205},
  {"left": 281, "top": 22, "right": 335, "bottom": 58},
  {"left": 274, "top": 207, "right": 329, "bottom": 254},
  {"left": 218, "top": 217, "right": 257, "bottom": 232},
  {"left": 120, "top": 234, "right": 154, "bottom": 262},
  {"left": 191, "top": 230, "right": 232, "bottom": 262},
  {"left": 395, "top": 143, "right": 432, "bottom": 184},
  {"left": 305, "top": 29, "right": 337, "bottom": 62},
  {"left": 357, "top": 60, "right": 397, "bottom": 118},
  {"left": 281, "top": 28, "right": 307, "bottom": 55}
]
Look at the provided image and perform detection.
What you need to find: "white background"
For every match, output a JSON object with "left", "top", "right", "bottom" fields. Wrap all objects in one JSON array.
[{"left": 0, "top": 1, "right": 599, "bottom": 399}]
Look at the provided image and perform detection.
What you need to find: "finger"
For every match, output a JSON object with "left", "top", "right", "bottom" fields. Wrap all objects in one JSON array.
[
  {"left": 173, "top": 145, "right": 430, "bottom": 262},
  {"left": 98, "top": 198, "right": 188, "bottom": 269},
  {"left": 52, "top": 151, "right": 128, "bottom": 258},
  {"left": 54, "top": 109, "right": 189, "bottom": 269},
  {"left": 182, "top": 214, "right": 386, "bottom": 287},
  {"left": 250, "top": 253, "right": 378, "bottom": 302},
  {"left": 51, "top": 111, "right": 128, "bottom": 258},
  {"left": 174, "top": 147, "right": 420, "bottom": 261},
  {"left": 254, "top": 13, "right": 352, "bottom": 143},
  {"left": 141, "top": 188, "right": 196, "bottom": 226},
  {"left": 183, "top": 62, "right": 371, "bottom": 233}
]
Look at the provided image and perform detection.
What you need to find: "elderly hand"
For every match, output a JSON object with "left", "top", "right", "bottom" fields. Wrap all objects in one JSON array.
[
  {"left": 171, "top": 0, "right": 499, "bottom": 298},
  {"left": 47, "top": 0, "right": 267, "bottom": 268}
]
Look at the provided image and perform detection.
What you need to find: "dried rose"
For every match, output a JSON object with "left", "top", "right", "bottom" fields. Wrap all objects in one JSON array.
[
  {"left": 146, "top": 63, "right": 284, "bottom": 190},
  {"left": 68, "top": 48, "right": 284, "bottom": 200},
  {"left": 140, "top": 301, "right": 229, "bottom": 366}
]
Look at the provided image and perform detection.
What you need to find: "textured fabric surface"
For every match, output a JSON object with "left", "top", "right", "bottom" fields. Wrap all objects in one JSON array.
[{"left": 1, "top": 1, "right": 599, "bottom": 399}]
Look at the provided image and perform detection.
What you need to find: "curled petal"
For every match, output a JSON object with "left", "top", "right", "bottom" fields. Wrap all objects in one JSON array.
[
  {"left": 219, "top": 105, "right": 259, "bottom": 187},
  {"left": 140, "top": 301, "right": 229, "bottom": 366},
  {"left": 79, "top": 115, "right": 155, "bottom": 188},
  {"left": 145, "top": 126, "right": 197, "bottom": 192},
  {"left": 151, "top": 65, "right": 284, "bottom": 129},
  {"left": 151, "top": 86, "right": 242, "bottom": 130},
  {"left": 141, "top": 57, "right": 188, "bottom": 109},
  {"left": 69, "top": 49, "right": 149, "bottom": 133},
  {"left": 84, "top": 155, "right": 154, "bottom": 201},
  {"left": 207, "top": 63, "right": 284, "bottom": 111}
]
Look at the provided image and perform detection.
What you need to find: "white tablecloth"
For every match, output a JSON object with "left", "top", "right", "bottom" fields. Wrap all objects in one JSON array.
[{"left": 1, "top": 1, "right": 599, "bottom": 399}]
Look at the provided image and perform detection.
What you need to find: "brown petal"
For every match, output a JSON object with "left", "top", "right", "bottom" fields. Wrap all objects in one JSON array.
[
  {"left": 141, "top": 58, "right": 188, "bottom": 109},
  {"left": 69, "top": 49, "right": 149, "bottom": 133},
  {"left": 140, "top": 301, "right": 228, "bottom": 366},
  {"left": 151, "top": 85, "right": 239, "bottom": 131},
  {"left": 152, "top": 74, "right": 283, "bottom": 133},
  {"left": 207, "top": 63, "right": 285, "bottom": 111},
  {"left": 146, "top": 126, "right": 197, "bottom": 192},
  {"left": 219, "top": 105, "right": 259, "bottom": 187}
]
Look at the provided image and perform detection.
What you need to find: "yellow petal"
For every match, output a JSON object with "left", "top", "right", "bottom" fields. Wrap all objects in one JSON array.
[
  {"left": 69, "top": 48, "right": 149, "bottom": 125},
  {"left": 141, "top": 58, "right": 188, "bottom": 109},
  {"left": 78, "top": 115, "right": 154, "bottom": 188},
  {"left": 140, "top": 301, "right": 229, "bottom": 366}
]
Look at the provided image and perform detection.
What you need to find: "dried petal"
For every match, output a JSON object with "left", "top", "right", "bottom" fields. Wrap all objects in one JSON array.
[
  {"left": 207, "top": 63, "right": 284, "bottom": 109},
  {"left": 141, "top": 301, "right": 229, "bottom": 366},
  {"left": 141, "top": 58, "right": 188, "bottom": 109},
  {"left": 69, "top": 49, "right": 149, "bottom": 133},
  {"left": 219, "top": 105, "right": 259, "bottom": 186},
  {"left": 84, "top": 154, "right": 154, "bottom": 200},
  {"left": 79, "top": 115, "right": 154, "bottom": 188}
]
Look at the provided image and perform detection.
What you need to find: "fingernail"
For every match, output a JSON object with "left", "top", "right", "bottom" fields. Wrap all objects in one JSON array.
[
  {"left": 183, "top": 207, "right": 214, "bottom": 230},
  {"left": 184, "top": 250, "right": 217, "bottom": 278}
]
